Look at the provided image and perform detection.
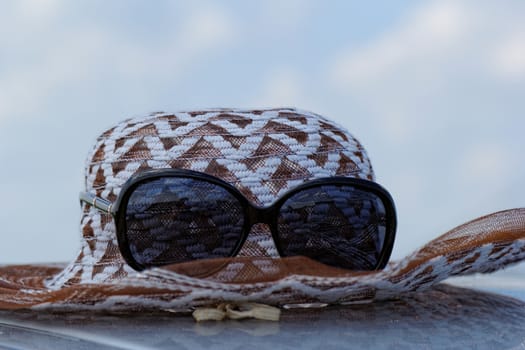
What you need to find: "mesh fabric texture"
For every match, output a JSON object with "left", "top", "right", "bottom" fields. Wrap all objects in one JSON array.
[{"left": 0, "top": 108, "right": 523, "bottom": 311}]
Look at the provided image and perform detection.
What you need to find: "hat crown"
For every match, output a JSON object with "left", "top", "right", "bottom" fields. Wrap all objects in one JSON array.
[
  {"left": 49, "top": 108, "right": 374, "bottom": 287},
  {"left": 85, "top": 108, "right": 374, "bottom": 204}
]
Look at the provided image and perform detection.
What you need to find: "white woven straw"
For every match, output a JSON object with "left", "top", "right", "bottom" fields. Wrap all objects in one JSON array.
[
  {"left": 0, "top": 107, "right": 524, "bottom": 312},
  {"left": 48, "top": 107, "right": 374, "bottom": 288}
]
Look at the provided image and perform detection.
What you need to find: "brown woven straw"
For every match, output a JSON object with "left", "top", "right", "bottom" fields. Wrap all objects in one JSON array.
[{"left": 0, "top": 108, "right": 524, "bottom": 311}]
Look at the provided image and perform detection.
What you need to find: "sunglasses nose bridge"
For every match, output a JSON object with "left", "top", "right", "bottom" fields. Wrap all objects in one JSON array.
[{"left": 247, "top": 205, "right": 275, "bottom": 227}]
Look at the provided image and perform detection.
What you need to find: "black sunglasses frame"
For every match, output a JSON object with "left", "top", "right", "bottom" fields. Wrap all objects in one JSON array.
[{"left": 80, "top": 168, "right": 397, "bottom": 272}]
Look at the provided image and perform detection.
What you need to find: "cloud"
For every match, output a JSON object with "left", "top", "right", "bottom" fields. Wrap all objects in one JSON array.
[
  {"left": 253, "top": 69, "right": 304, "bottom": 107},
  {"left": 326, "top": 1, "right": 478, "bottom": 141},
  {"left": 13, "top": 0, "right": 63, "bottom": 22},
  {"left": 110, "top": 4, "right": 237, "bottom": 81},
  {"left": 330, "top": 1, "right": 468, "bottom": 86},
  {"left": 489, "top": 32, "right": 525, "bottom": 79},
  {"left": 329, "top": 1, "right": 525, "bottom": 88},
  {"left": 173, "top": 4, "right": 236, "bottom": 58},
  {"left": 0, "top": 2, "right": 238, "bottom": 125},
  {"left": 458, "top": 143, "right": 514, "bottom": 190},
  {"left": 257, "top": 0, "right": 314, "bottom": 33},
  {"left": 327, "top": 0, "right": 525, "bottom": 140}
]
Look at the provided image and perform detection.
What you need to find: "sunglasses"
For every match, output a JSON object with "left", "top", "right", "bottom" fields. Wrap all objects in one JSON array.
[{"left": 80, "top": 169, "right": 396, "bottom": 272}]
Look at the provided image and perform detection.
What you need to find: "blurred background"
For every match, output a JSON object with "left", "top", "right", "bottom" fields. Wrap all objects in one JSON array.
[{"left": 0, "top": 1, "right": 524, "bottom": 278}]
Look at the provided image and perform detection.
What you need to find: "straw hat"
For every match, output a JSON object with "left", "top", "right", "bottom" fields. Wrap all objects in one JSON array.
[{"left": 1, "top": 108, "right": 524, "bottom": 312}]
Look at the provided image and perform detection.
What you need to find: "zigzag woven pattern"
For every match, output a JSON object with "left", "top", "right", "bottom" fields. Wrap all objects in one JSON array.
[
  {"left": 0, "top": 108, "right": 522, "bottom": 312},
  {"left": 47, "top": 108, "right": 373, "bottom": 289}
]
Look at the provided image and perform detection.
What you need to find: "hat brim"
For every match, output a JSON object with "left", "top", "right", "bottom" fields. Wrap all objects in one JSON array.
[{"left": 1, "top": 209, "right": 525, "bottom": 311}]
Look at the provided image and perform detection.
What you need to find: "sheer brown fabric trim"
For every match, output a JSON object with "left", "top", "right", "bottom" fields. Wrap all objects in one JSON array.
[{"left": 0, "top": 209, "right": 524, "bottom": 311}]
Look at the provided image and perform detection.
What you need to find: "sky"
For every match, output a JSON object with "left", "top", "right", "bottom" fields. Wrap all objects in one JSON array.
[{"left": 0, "top": 0, "right": 524, "bottom": 278}]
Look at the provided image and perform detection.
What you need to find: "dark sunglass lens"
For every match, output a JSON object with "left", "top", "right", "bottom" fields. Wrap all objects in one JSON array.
[
  {"left": 277, "top": 185, "right": 388, "bottom": 270},
  {"left": 124, "top": 177, "right": 245, "bottom": 267}
]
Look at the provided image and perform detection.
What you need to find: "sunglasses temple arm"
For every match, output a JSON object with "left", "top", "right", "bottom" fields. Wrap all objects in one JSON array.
[{"left": 79, "top": 192, "right": 113, "bottom": 214}]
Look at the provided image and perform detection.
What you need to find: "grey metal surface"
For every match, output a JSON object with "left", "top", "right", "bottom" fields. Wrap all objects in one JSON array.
[{"left": 0, "top": 283, "right": 524, "bottom": 350}]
